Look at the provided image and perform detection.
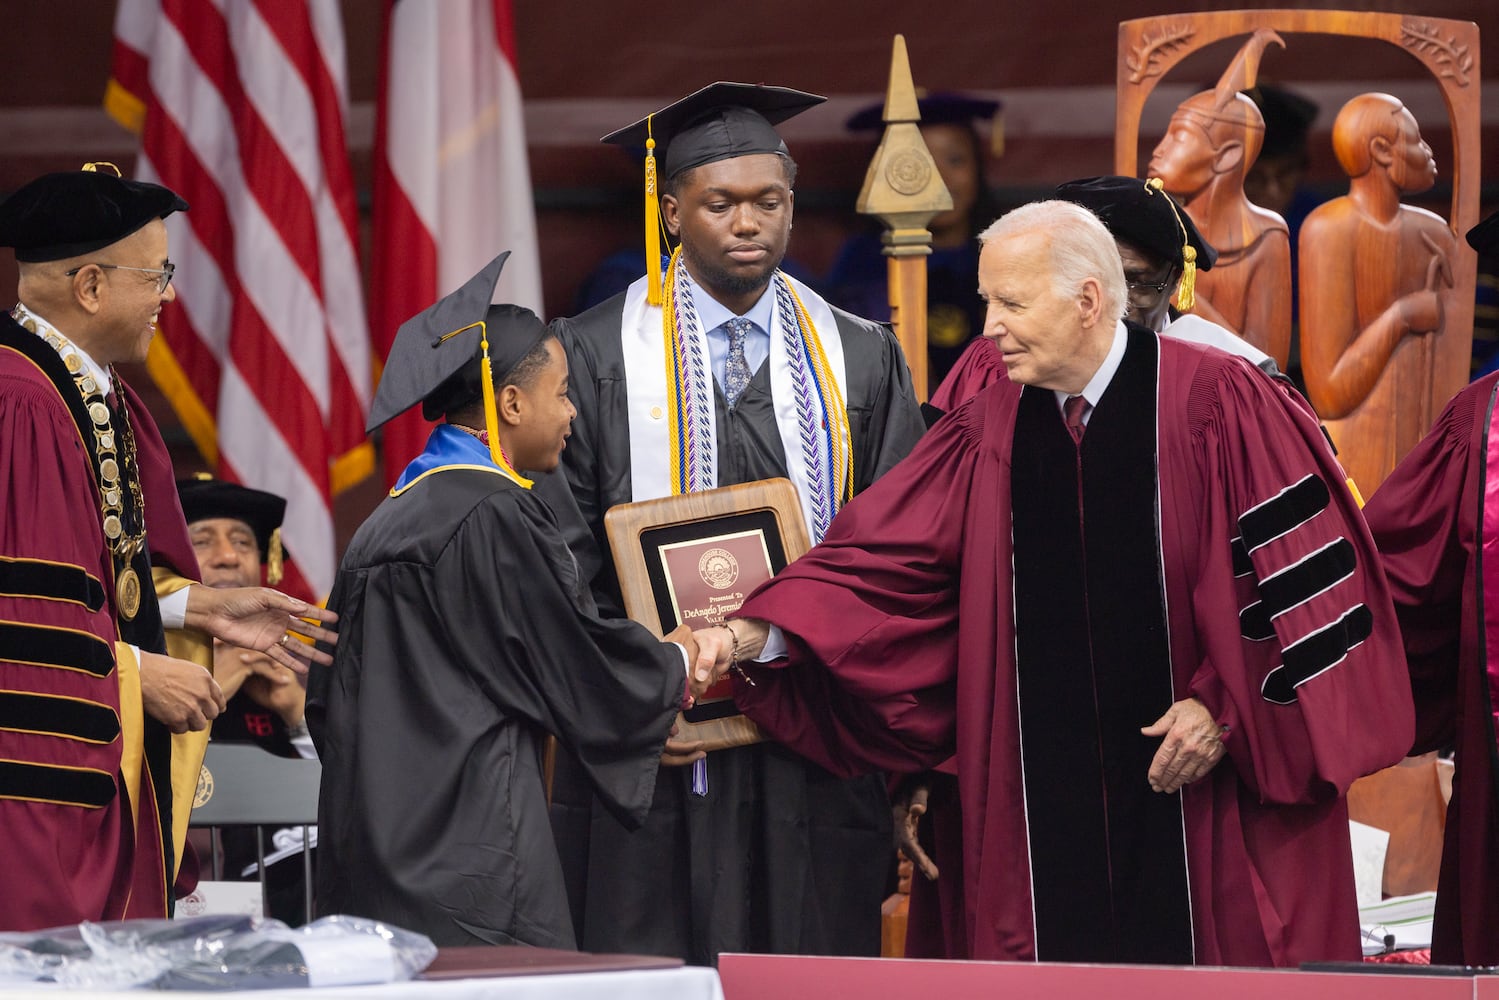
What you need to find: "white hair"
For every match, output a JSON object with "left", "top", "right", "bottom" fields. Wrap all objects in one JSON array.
[{"left": 979, "top": 201, "right": 1128, "bottom": 325}]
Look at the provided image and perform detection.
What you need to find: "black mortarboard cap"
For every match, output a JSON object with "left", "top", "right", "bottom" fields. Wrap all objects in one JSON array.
[
  {"left": 366, "top": 252, "right": 549, "bottom": 432},
  {"left": 0, "top": 163, "right": 189, "bottom": 263},
  {"left": 1242, "top": 84, "right": 1318, "bottom": 159},
  {"left": 1055, "top": 175, "right": 1218, "bottom": 272},
  {"left": 176, "top": 473, "right": 286, "bottom": 583},
  {"left": 177, "top": 475, "right": 285, "bottom": 558},
  {"left": 1467, "top": 210, "right": 1499, "bottom": 256},
  {"left": 846, "top": 91, "right": 1002, "bottom": 132},
  {"left": 600, "top": 81, "right": 825, "bottom": 179}
]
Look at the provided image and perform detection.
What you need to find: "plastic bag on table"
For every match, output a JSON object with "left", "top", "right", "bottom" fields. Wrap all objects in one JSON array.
[{"left": 0, "top": 913, "right": 436, "bottom": 990}]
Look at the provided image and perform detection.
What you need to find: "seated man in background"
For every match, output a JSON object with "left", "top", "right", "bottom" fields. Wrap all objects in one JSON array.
[{"left": 178, "top": 474, "right": 316, "bottom": 924}]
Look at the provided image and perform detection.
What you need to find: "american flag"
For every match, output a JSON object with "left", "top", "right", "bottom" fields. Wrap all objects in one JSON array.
[
  {"left": 106, "top": 0, "right": 371, "bottom": 597},
  {"left": 371, "top": 0, "right": 544, "bottom": 485}
]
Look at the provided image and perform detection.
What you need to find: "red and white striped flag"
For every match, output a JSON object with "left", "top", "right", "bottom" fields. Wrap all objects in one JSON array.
[
  {"left": 106, "top": 0, "right": 372, "bottom": 597},
  {"left": 372, "top": 0, "right": 543, "bottom": 485}
]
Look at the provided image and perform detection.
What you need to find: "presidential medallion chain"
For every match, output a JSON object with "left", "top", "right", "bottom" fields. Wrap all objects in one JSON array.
[{"left": 12, "top": 304, "right": 146, "bottom": 620}]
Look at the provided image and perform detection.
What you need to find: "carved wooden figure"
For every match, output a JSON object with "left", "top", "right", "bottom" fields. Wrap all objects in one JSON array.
[
  {"left": 1300, "top": 94, "right": 1459, "bottom": 494},
  {"left": 1115, "top": 12, "right": 1480, "bottom": 457},
  {"left": 1147, "top": 29, "right": 1292, "bottom": 368}
]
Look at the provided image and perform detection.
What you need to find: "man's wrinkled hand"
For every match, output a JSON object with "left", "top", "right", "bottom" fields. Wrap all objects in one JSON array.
[
  {"left": 687, "top": 626, "right": 734, "bottom": 701},
  {"left": 185, "top": 586, "right": 338, "bottom": 673},
  {"left": 139, "top": 650, "right": 226, "bottom": 734},
  {"left": 1141, "top": 697, "right": 1227, "bottom": 794},
  {"left": 661, "top": 721, "right": 706, "bottom": 768},
  {"left": 892, "top": 777, "right": 939, "bottom": 881}
]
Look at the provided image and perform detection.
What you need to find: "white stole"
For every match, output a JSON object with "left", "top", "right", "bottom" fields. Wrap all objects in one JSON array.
[{"left": 619, "top": 272, "right": 848, "bottom": 540}]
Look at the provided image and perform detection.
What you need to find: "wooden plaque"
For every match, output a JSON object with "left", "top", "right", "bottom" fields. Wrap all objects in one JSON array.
[{"left": 604, "top": 478, "right": 811, "bottom": 751}]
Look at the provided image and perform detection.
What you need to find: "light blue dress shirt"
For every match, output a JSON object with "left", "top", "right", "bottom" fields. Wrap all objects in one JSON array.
[{"left": 688, "top": 280, "right": 775, "bottom": 392}]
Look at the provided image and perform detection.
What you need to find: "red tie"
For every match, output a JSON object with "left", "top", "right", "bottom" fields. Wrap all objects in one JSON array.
[{"left": 1063, "top": 395, "right": 1089, "bottom": 443}]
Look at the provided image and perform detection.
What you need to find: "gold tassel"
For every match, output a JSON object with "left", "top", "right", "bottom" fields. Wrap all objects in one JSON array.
[
  {"left": 645, "top": 115, "right": 662, "bottom": 306},
  {"left": 478, "top": 323, "right": 533, "bottom": 489},
  {"left": 266, "top": 528, "right": 284, "bottom": 586},
  {"left": 1145, "top": 177, "right": 1197, "bottom": 312},
  {"left": 82, "top": 161, "right": 123, "bottom": 177},
  {"left": 478, "top": 323, "right": 505, "bottom": 470},
  {"left": 1177, "top": 246, "right": 1197, "bottom": 312}
]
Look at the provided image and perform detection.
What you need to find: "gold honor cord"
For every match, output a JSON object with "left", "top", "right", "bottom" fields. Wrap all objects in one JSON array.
[{"left": 437, "top": 321, "right": 533, "bottom": 489}]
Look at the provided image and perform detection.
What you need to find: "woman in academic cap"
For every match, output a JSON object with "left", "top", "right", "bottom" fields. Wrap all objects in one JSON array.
[{"left": 826, "top": 92, "right": 1007, "bottom": 391}]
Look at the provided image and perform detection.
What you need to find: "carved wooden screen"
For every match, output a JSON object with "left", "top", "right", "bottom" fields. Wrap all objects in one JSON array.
[{"left": 1115, "top": 10, "right": 1480, "bottom": 492}]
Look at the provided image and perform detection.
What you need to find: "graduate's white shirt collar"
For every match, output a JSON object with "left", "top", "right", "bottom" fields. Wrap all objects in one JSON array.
[
  {"left": 1053, "top": 319, "right": 1128, "bottom": 416},
  {"left": 15, "top": 303, "right": 112, "bottom": 389},
  {"left": 688, "top": 277, "right": 775, "bottom": 337}
]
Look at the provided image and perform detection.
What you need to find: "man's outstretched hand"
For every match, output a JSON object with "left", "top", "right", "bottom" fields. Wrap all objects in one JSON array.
[{"left": 185, "top": 586, "right": 338, "bottom": 674}]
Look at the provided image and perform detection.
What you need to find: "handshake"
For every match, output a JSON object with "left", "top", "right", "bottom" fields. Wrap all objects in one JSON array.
[
  {"left": 657, "top": 617, "right": 772, "bottom": 769},
  {"left": 661, "top": 617, "right": 772, "bottom": 705}
]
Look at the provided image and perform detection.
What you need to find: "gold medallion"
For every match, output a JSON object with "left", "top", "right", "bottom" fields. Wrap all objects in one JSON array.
[
  {"left": 103, "top": 514, "right": 122, "bottom": 539},
  {"left": 100, "top": 458, "right": 120, "bottom": 481},
  {"left": 116, "top": 566, "right": 140, "bottom": 621},
  {"left": 89, "top": 401, "right": 110, "bottom": 426}
]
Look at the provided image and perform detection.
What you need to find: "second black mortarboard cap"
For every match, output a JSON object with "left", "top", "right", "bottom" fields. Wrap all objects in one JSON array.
[
  {"left": 0, "top": 163, "right": 188, "bottom": 263},
  {"left": 366, "top": 252, "right": 549, "bottom": 432},
  {"left": 1055, "top": 175, "right": 1218, "bottom": 272},
  {"left": 846, "top": 91, "right": 1001, "bottom": 132},
  {"left": 600, "top": 81, "right": 825, "bottom": 179},
  {"left": 1467, "top": 210, "right": 1499, "bottom": 256}
]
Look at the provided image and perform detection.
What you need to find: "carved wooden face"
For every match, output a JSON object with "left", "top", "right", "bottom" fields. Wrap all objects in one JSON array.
[
  {"left": 1388, "top": 108, "right": 1438, "bottom": 195},
  {"left": 1147, "top": 112, "right": 1220, "bottom": 203}
]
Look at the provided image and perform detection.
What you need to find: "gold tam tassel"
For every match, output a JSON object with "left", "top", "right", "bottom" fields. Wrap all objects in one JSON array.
[
  {"left": 645, "top": 115, "right": 662, "bottom": 306},
  {"left": 1177, "top": 246, "right": 1197, "bottom": 312},
  {"left": 478, "top": 323, "right": 533, "bottom": 489},
  {"left": 1145, "top": 177, "right": 1197, "bottom": 312}
]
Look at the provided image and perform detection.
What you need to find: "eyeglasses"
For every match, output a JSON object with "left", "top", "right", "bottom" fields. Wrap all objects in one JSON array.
[
  {"left": 65, "top": 260, "right": 176, "bottom": 295},
  {"left": 1126, "top": 275, "right": 1173, "bottom": 297}
]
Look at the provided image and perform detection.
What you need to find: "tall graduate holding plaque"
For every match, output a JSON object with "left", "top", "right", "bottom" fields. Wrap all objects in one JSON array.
[{"left": 540, "top": 83, "right": 925, "bottom": 964}]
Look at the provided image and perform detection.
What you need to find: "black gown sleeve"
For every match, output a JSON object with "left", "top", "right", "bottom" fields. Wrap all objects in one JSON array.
[{"left": 445, "top": 489, "right": 686, "bottom": 826}]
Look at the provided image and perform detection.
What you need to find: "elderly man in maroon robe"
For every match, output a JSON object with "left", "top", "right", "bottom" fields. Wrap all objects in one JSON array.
[
  {"left": 1361, "top": 211, "right": 1499, "bottom": 968},
  {"left": 0, "top": 166, "right": 337, "bottom": 930},
  {"left": 690, "top": 200, "right": 1415, "bottom": 967}
]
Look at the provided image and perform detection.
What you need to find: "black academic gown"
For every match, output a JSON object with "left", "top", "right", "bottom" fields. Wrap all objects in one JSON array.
[
  {"left": 541, "top": 289, "right": 925, "bottom": 964},
  {"left": 307, "top": 465, "right": 686, "bottom": 948}
]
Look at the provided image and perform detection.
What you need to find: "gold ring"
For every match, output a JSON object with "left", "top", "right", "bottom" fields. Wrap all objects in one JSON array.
[{"left": 280, "top": 632, "right": 291, "bottom": 647}]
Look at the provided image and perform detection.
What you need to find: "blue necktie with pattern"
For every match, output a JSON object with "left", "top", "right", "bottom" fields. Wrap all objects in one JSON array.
[{"left": 722, "top": 317, "right": 754, "bottom": 408}]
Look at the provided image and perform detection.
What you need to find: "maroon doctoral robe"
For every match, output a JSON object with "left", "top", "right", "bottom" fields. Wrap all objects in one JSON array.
[
  {"left": 0, "top": 314, "right": 199, "bottom": 930},
  {"left": 735, "top": 328, "right": 1414, "bottom": 967},
  {"left": 1363, "top": 372, "right": 1499, "bottom": 967}
]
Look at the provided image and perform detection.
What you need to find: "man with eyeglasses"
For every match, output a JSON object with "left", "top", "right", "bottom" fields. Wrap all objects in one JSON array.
[{"left": 0, "top": 165, "right": 338, "bottom": 930}]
